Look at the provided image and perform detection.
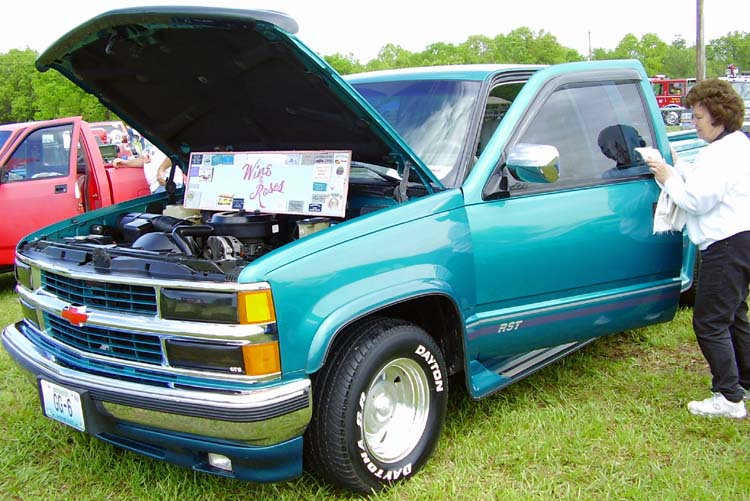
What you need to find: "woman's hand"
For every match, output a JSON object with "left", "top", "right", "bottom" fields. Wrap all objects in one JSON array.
[{"left": 646, "top": 157, "right": 675, "bottom": 185}]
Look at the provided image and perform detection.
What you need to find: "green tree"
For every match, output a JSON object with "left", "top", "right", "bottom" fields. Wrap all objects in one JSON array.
[
  {"left": 0, "top": 48, "right": 113, "bottom": 124},
  {"left": 525, "top": 30, "right": 583, "bottom": 64},
  {"left": 605, "top": 33, "right": 668, "bottom": 75},
  {"left": 419, "top": 41, "right": 465, "bottom": 66},
  {"left": 662, "top": 37, "right": 695, "bottom": 78},
  {"left": 5, "top": 27, "right": 750, "bottom": 126},
  {"left": 0, "top": 49, "right": 37, "bottom": 123},
  {"left": 366, "top": 44, "right": 414, "bottom": 71},
  {"left": 493, "top": 28, "right": 537, "bottom": 63},
  {"left": 323, "top": 52, "right": 364, "bottom": 75},
  {"left": 488, "top": 28, "right": 581, "bottom": 65},
  {"left": 591, "top": 31, "right": 748, "bottom": 80},
  {"left": 590, "top": 47, "right": 614, "bottom": 60},
  {"left": 461, "top": 35, "right": 495, "bottom": 64},
  {"left": 358, "top": 26, "right": 583, "bottom": 70},
  {"left": 637, "top": 33, "right": 669, "bottom": 76},
  {"left": 610, "top": 34, "right": 641, "bottom": 60},
  {"left": 31, "top": 69, "right": 110, "bottom": 121},
  {"left": 707, "top": 31, "right": 750, "bottom": 76}
]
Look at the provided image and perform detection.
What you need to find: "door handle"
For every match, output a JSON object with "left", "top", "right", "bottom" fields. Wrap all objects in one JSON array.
[{"left": 54, "top": 184, "right": 68, "bottom": 194}]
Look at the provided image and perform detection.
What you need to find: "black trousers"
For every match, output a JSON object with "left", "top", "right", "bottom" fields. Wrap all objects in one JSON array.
[{"left": 693, "top": 230, "right": 750, "bottom": 403}]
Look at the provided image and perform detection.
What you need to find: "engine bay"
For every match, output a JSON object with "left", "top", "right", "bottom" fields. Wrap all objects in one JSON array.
[{"left": 20, "top": 175, "right": 422, "bottom": 282}]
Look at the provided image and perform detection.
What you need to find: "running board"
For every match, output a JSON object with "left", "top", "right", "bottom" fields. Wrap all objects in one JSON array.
[{"left": 468, "top": 338, "right": 597, "bottom": 399}]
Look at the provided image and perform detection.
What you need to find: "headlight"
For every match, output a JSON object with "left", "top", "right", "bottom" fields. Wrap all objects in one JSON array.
[
  {"left": 160, "top": 286, "right": 280, "bottom": 376},
  {"left": 160, "top": 289, "right": 237, "bottom": 323},
  {"left": 165, "top": 339, "right": 280, "bottom": 376},
  {"left": 159, "top": 286, "right": 280, "bottom": 376},
  {"left": 160, "top": 288, "right": 276, "bottom": 325}
]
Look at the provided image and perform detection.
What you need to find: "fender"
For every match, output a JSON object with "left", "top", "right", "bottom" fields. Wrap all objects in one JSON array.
[{"left": 304, "top": 274, "right": 463, "bottom": 372}]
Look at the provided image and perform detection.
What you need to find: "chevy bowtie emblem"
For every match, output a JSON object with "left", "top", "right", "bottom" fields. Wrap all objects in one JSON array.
[{"left": 62, "top": 306, "right": 89, "bottom": 326}]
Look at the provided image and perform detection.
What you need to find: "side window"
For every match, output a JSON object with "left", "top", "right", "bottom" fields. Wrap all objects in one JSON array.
[
  {"left": 510, "top": 81, "right": 654, "bottom": 190},
  {"left": 477, "top": 83, "right": 523, "bottom": 157},
  {"left": 4, "top": 124, "right": 73, "bottom": 182},
  {"left": 76, "top": 140, "right": 88, "bottom": 175}
]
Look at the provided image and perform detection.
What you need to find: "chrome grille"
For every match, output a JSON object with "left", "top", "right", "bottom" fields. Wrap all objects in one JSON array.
[
  {"left": 42, "top": 271, "right": 157, "bottom": 314},
  {"left": 45, "top": 313, "right": 163, "bottom": 364}
]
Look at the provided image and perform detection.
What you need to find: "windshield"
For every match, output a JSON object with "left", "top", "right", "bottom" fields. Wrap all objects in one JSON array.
[
  {"left": 730, "top": 81, "right": 750, "bottom": 100},
  {"left": 352, "top": 80, "right": 481, "bottom": 186},
  {"left": 0, "top": 130, "right": 12, "bottom": 151}
]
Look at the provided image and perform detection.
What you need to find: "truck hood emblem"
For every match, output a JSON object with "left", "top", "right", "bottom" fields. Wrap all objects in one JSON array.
[{"left": 62, "top": 306, "right": 89, "bottom": 327}]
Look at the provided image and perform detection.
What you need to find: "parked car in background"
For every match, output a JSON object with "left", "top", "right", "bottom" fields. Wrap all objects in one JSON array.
[
  {"left": 0, "top": 116, "right": 150, "bottom": 272},
  {"left": 649, "top": 76, "right": 695, "bottom": 126},
  {"left": 90, "top": 120, "right": 134, "bottom": 158}
]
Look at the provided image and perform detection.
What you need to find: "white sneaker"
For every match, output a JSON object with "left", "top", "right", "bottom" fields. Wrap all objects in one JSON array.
[{"left": 687, "top": 393, "right": 747, "bottom": 418}]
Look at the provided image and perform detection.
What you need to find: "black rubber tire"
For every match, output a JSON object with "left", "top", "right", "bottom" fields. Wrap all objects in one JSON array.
[{"left": 303, "top": 317, "right": 448, "bottom": 493}]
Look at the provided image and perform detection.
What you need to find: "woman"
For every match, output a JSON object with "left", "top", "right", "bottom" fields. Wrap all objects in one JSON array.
[{"left": 647, "top": 78, "right": 750, "bottom": 418}]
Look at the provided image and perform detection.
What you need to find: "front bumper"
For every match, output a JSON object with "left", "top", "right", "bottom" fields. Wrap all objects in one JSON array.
[{"left": 2, "top": 320, "right": 311, "bottom": 482}]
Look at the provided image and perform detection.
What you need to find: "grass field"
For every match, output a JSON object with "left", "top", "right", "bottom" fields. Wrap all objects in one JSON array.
[{"left": 1, "top": 271, "right": 748, "bottom": 500}]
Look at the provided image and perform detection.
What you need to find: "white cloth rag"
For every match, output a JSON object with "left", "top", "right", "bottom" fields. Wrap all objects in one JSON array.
[{"left": 653, "top": 189, "right": 686, "bottom": 234}]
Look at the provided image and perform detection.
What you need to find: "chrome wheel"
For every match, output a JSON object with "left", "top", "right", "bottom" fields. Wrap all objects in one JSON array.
[
  {"left": 664, "top": 110, "right": 680, "bottom": 126},
  {"left": 362, "top": 357, "right": 430, "bottom": 463},
  {"left": 304, "top": 317, "right": 447, "bottom": 493}
]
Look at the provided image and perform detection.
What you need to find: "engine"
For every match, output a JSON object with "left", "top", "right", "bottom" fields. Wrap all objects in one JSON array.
[
  {"left": 25, "top": 182, "right": 394, "bottom": 281},
  {"left": 112, "top": 209, "right": 336, "bottom": 263}
]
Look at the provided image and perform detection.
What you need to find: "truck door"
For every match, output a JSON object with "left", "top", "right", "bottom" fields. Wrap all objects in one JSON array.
[
  {"left": 0, "top": 121, "right": 80, "bottom": 267},
  {"left": 464, "top": 64, "right": 684, "bottom": 367}
]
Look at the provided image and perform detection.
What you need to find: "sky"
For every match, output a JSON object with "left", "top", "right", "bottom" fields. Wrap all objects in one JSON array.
[{"left": 3, "top": 1, "right": 750, "bottom": 63}]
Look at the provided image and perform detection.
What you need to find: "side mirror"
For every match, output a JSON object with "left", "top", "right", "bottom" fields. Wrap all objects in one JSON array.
[{"left": 506, "top": 143, "right": 560, "bottom": 184}]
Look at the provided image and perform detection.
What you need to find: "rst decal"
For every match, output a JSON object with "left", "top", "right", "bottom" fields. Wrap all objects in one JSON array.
[{"left": 497, "top": 320, "right": 523, "bottom": 333}]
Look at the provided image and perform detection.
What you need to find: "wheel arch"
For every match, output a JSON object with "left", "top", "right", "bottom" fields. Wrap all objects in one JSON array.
[{"left": 306, "top": 291, "right": 465, "bottom": 379}]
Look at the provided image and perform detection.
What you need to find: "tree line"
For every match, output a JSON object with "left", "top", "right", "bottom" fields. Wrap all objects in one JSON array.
[{"left": 1, "top": 28, "right": 749, "bottom": 125}]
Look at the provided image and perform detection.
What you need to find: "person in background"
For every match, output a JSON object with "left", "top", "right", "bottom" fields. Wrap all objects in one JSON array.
[
  {"left": 646, "top": 78, "right": 750, "bottom": 418},
  {"left": 127, "top": 126, "right": 144, "bottom": 156},
  {"left": 112, "top": 145, "right": 183, "bottom": 193}
]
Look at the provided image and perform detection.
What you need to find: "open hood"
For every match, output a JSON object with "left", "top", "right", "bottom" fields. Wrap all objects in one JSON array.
[{"left": 37, "top": 6, "right": 439, "bottom": 186}]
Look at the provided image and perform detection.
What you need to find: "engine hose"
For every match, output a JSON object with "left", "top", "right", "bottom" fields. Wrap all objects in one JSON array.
[{"left": 171, "top": 225, "right": 214, "bottom": 256}]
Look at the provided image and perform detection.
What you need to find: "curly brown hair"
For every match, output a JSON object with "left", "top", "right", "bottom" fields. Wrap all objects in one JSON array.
[{"left": 684, "top": 79, "right": 745, "bottom": 133}]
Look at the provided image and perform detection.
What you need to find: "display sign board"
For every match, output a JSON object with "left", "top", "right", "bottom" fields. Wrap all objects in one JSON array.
[{"left": 184, "top": 150, "right": 351, "bottom": 218}]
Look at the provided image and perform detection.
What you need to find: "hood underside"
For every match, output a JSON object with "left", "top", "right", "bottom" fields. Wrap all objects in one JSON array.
[{"left": 37, "top": 6, "right": 433, "bottom": 181}]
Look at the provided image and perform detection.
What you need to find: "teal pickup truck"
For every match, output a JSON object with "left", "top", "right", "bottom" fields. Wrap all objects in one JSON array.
[{"left": 2, "top": 7, "right": 705, "bottom": 494}]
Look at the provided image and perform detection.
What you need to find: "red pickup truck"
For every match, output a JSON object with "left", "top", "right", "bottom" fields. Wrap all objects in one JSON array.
[
  {"left": 0, "top": 116, "right": 150, "bottom": 272},
  {"left": 649, "top": 76, "right": 695, "bottom": 126}
]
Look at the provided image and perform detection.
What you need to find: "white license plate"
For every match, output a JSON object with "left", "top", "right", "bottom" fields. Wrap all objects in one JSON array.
[{"left": 40, "top": 379, "right": 85, "bottom": 432}]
